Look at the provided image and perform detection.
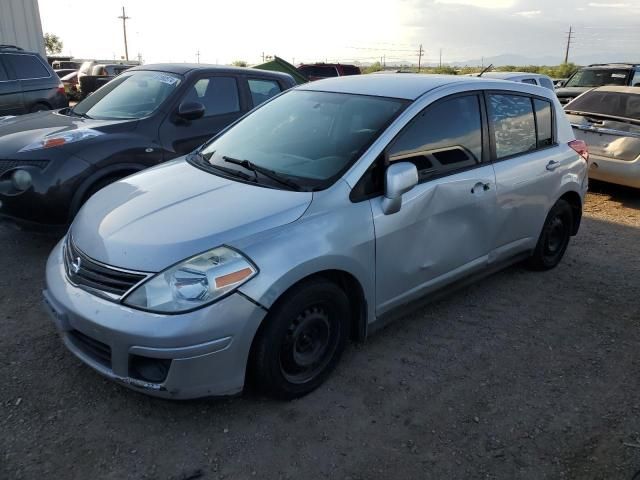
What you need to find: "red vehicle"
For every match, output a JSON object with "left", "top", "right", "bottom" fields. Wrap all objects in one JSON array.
[{"left": 297, "top": 63, "right": 361, "bottom": 81}]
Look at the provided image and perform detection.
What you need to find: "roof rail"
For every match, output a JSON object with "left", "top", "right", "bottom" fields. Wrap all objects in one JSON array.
[
  {"left": 588, "top": 62, "right": 638, "bottom": 67},
  {"left": 0, "top": 44, "right": 24, "bottom": 51}
]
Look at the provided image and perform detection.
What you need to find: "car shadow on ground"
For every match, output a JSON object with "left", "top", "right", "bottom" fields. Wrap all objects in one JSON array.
[{"left": 588, "top": 180, "right": 639, "bottom": 210}]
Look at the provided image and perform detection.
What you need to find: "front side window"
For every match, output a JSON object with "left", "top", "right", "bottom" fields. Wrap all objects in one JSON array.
[
  {"left": 248, "top": 79, "right": 281, "bottom": 107},
  {"left": 488, "top": 94, "right": 536, "bottom": 159},
  {"left": 72, "top": 70, "right": 182, "bottom": 120},
  {"left": 387, "top": 95, "right": 483, "bottom": 181},
  {"left": 539, "top": 77, "right": 555, "bottom": 90},
  {"left": 198, "top": 90, "right": 407, "bottom": 189},
  {"left": 184, "top": 77, "right": 240, "bottom": 116},
  {"left": 3, "top": 54, "right": 49, "bottom": 79},
  {"left": 565, "top": 68, "right": 630, "bottom": 88},
  {"left": 632, "top": 69, "right": 640, "bottom": 87}
]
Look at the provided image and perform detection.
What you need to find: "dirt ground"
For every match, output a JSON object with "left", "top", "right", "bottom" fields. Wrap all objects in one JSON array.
[{"left": 1, "top": 182, "right": 639, "bottom": 480}]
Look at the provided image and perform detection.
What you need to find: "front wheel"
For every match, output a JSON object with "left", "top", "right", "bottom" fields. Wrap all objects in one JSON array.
[
  {"left": 527, "top": 199, "right": 574, "bottom": 270},
  {"left": 251, "top": 278, "right": 350, "bottom": 399}
]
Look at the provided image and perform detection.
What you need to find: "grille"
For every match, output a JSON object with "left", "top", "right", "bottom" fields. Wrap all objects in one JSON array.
[
  {"left": 64, "top": 236, "right": 147, "bottom": 299},
  {"left": 68, "top": 330, "right": 112, "bottom": 368},
  {"left": 0, "top": 159, "right": 49, "bottom": 176}
]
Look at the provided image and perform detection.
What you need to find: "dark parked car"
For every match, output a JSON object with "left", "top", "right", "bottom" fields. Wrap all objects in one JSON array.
[
  {"left": 0, "top": 63, "right": 295, "bottom": 230},
  {"left": 78, "top": 64, "right": 134, "bottom": 98},
  {"left": 297, "top": 63, "right": 361, "bottom": 81},
  {"left": 0, "top": 45, "right": 68, "bottom": 115},
  {"left": 555, "top": 63, "right": 640, "bottom": 105}
]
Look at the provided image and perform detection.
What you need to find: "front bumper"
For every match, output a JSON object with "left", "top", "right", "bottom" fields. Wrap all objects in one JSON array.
[
  {"left": 43, "top": 240, "right": 268, "bottom": 399},
  {"left": 588, "top": 154, "right": 640, "bottom": 189}
]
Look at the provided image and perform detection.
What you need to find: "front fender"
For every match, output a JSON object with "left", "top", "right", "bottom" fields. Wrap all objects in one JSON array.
[{"left": 235, "top": 187, "right": 376, "bottom": 326}]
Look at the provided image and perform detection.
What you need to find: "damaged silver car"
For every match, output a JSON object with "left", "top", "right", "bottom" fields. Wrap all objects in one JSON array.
[{"left": 43, "top": 75, "right": 589, "bottom": 400}]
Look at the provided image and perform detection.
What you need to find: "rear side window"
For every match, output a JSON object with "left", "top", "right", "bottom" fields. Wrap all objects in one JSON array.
[
  {"left": 488, "top": 94, "right": 536, "bottom": 159},
  {"left": 539, "top": 77, "right": 555, "bottom": 90},
  {"left": 521, "top": 78, "right": 537, "bottom": 85},
  {"left": 388, "top": 94, "right": 482, "bottom": 181},
  {"left": 3, "top": 54, "right": 50, "bottom": 80},
  {"left": 534, "top": 99, "right": 553, "bottom": 147},
  {"left": 248, "top": 79, "right": 281, "bottom": 107},
  {"left": 0, "top": 59, "right": 8, "bottom": 81},
  {"left": 633, "top": 70, "right": 640, "bottom": 87},
  {"left": 186, "top": 77, "right": 240, "bottom": 116}
]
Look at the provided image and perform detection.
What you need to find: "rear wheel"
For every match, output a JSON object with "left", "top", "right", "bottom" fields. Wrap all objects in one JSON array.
[
  {"left": 29, "top": 103, "right": 50, "bottom": 113},
  {"left": 251, "top": 278, "right": 350, "bottom": 399},
  {"left": 527, "top": 199, "right": 573, "bottom": 270}
]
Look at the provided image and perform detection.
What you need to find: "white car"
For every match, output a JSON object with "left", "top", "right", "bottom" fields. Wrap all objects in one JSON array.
[{"left": 468, "top": 72, "right": 556, "bottom": 91}]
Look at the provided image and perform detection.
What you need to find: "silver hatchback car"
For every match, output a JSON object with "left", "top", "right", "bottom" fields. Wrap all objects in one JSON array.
[{"left": 44, "top": 75, "right": 589, "bottom": 399}]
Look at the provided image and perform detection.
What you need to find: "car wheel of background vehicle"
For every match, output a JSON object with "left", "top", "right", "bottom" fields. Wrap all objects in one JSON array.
[
  {"left": 82, "top": 176, "right": 124, "bottom": 205},
  {"left": 250, "top": 278, "right": 351, "bottom": 400},
  {"left": 29, "top": 103, "right": 51, "bottom": 113},
  {"left": 527, "top": 199, "right": 573, "bottom": 271}
]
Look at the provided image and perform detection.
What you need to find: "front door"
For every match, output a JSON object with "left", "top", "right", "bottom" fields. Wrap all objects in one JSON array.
[
  {"left": 158, "top": 75, "right": 246, "bottom": 157},
  {"left": 371, "top": 93, "right": 498, "bottom": 316}
]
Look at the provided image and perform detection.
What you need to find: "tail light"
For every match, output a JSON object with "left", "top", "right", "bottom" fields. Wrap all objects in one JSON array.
[
  {"left": 57, "top": 83, "right": 65, "bottom": 95},
  {"left": 569, "top": 139, "right": 589, "bottom": 162}
]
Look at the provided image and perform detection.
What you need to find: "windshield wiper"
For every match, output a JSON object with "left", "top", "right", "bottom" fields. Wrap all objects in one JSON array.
[
  {"left": 190, "top": 152, "right": 255, "bottom": 182},
  {"left": 69, "top": 108, "right": 91, "bottom": 119},
  {"left": 222, "top": 156, "right": 302, "bottom": 191}
]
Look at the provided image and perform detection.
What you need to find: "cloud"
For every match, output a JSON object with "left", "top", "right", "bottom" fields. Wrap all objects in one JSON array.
[
  {"left": 588, "top": 2, "right": 631, "bottom": 6},
  {"left": 513, "top": 9, "right": 542, "bottom": 16}
]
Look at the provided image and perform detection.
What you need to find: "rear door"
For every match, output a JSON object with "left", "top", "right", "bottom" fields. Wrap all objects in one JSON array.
[
  {"left": 371, "top": 93, "right": 498, "bottom": 315},
  {"left": 158, "top": 74, "right": 247, "bottom": 156},
  {"left": 0, "top": 54, "right": 24, "bottom": 115},
  {"left": 488, "top": 92, "right": 564, "bottom": 261},
  {"left": 3, "top": 53, "right": 54, "bottom": 111}
]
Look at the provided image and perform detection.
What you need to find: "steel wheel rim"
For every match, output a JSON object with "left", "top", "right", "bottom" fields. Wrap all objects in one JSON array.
[
  {"left": 279, "top": 304, "right": 339, "bottom": 384},
  {"left": 544, "top": 215, "right": 567, "bottom": 259}
]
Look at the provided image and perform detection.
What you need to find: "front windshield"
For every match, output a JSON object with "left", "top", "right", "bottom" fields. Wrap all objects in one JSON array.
[
  {"left": 72, "top": 71, "right": 181, "bottom": 120},
  {"left": 565, "top": 69, "right": 630, "bottom": 88},
  {"left": 200, "top": 90, "right": 408, "bottom": 189}
]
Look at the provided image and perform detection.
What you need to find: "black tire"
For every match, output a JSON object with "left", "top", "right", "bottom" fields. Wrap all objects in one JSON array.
[
  {"left": 527, "top": 199, "right": 573, "bottom": 271},
  {"left": 83, "top": 176, "right": 122, "bottom": 203},
  {"left": 29, "top": 103, "right": 50, "bottom": 113},
  {"left": 251, "top": 278, "right": 351, "bottom": 399}
]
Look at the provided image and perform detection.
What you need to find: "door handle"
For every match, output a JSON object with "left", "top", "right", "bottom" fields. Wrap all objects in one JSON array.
[
  {"left": 471, "top": 182, "right": 491, "bottom": 194},
  {"left": 546, "top": 160, "right": 560, "bottom": 171}
]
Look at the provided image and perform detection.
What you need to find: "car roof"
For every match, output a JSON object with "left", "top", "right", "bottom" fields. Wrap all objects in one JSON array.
[
  {"left": 296, "top": 74, "right": 544, "bottom": 100},
  {"left": 128, "top": 63, "right": 294, "bottom": 82},
  {"left": 479, "top": 72, "right": 549, "bottom": 80},
  {"left": 591, "top": 86, "right": 640, "bottom": 94}
]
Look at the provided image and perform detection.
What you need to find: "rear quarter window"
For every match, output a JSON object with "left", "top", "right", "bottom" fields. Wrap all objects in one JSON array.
[{"left": 3, "top": 54, "right": 50, "bottom": 80}]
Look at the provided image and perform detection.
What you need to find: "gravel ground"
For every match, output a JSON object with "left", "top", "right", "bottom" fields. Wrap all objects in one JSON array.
[{"left": 1, "top": 182, "right": 639, "bottom": 480}]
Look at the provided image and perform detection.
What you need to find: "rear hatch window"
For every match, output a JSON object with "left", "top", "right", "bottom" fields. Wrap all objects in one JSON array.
[{"left": 567, "top": 91, "right": 640, "bottom": 121}]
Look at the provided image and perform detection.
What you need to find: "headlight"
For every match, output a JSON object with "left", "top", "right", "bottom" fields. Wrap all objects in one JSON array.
[
  {"left": 19, "top": 129, "right": 103, "bottom": 152},
  {"left": 123, "top": 246, "right": 257, "bottom": 313}
]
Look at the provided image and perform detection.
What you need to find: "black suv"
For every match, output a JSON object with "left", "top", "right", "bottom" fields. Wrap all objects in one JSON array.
[
  {"left": 0, "top": 45, "right": 68, "bottom": 115},
  {"left": 556, "top": 63, "right": 640, "bottom": 105},
  {"left": 0, "top": 63, "right": 295, "bottom": 230}
]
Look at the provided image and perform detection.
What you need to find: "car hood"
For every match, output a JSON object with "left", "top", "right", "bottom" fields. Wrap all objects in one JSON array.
[
  {"left": 71, "top": 159, "right": 313, "bottom": 272},
  {"left": 0, "top": 110, "right": 135, "bottom": 158}
]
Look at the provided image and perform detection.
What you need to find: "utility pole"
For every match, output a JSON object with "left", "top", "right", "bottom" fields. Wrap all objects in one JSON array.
[
  {"left": 262, "top": 52, "right": 265, "bottom": 62},
  {"left": 417, "top": 44, "right": 424, "bottom": 72},
  {"left": 196, "top": 50, "right": 200, "bottom": 64},
  {"left": 564, "top": 25, "right": 573, "bottom": 64},
  {"left": 118, "top": 6, "right": 130, "bottom": 61}
]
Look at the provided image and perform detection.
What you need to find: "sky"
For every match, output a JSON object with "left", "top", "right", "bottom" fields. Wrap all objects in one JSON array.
[{"left": 38, "top": 0, "right": 640, "bottom": 66}]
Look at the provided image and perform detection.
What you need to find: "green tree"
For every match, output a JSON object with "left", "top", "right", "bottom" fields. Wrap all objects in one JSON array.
[
  {"left": 363, "top": 61, "right": 383, "bottom": 74},
  {"left": 44, "top": 33, "right": 63, "bottom": 55},
  {"left": 232, "top": 60, "right": 248, "bottom": 67}
]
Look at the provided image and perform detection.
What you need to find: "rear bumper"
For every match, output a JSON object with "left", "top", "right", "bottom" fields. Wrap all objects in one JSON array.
[
  {"left": 588, "top": 155, "right": 640, "bottom": 189},
  {"left": 43, "top": 239, "right": 268, "bottom": 399}
]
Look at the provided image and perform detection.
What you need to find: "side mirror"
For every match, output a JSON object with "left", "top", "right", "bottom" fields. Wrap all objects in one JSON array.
[
  {"left": 381, "top": 162, "right": 418, "bottom": 215},
  {"left": 176, "top": 101, "right": 205, "bottom": 122}
]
